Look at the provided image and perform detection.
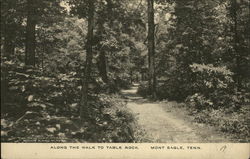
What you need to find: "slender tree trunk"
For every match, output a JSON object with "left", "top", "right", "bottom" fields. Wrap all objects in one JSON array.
[
  {"left": 80, "top": 0, "right": 95, "bottom": 121},
  {"left": 147, "top": 0, "right": 156, "bottom": 98},
  {"left": 231, "top": 0, "right": 241, "bottom": 90},
  {"left": 97, "top": 22, "right": 109, "bottom": 83},
  {"left": 25, "top": 0, "right": 36, "bottom": 66},
  {"left": 98, "top": 51, "right": 109, "bottom": 83},
  {"left": 97, "top": 0, "right": 113, "bottom": 88}
]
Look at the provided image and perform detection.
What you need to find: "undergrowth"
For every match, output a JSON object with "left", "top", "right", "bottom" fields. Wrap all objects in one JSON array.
[
  {"left": 1, "top": 60, "right": 146, "bottom": 143},
  {"left": 189, "top": 106, "right": 250, "bottom": 142}
]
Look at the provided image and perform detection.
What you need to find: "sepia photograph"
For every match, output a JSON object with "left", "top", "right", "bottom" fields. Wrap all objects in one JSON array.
[{"left": 1, "top": 0, "right": 250, "bottom": 158}]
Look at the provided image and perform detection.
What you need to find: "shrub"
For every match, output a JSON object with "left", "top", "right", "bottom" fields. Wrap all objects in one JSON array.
[
  {"left": 187, "top": 63, "right": 241, "bottom": 109},
  {"left": 186, "top": 93, "right": 213, "bottom": 110},
  {"left": 191, "top": 106, "right": 250, "bottom": 141},
  {"left": 86, "top": 94, "right": 137, "bottom": 142}
]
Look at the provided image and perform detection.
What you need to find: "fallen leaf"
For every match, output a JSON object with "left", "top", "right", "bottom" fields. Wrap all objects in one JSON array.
[
  {"left": 21, "top": 86, "right": 26, "bottom": 92},
  {"left": 28, "top": 95, "right": 34, "bottom": 102},
  {"left": 56, "top": 124, "right": 61, "bottom": 130},
  {"left": 70, "top": 103, "right": 78, "bottom": 108},
  {"left": 40, "top": 104, "right": 46, "bottom": 109},
  {"left": 58, "top": 133, "right": 65, "bottom": 137},
  {"left": 46, "top": 127, "right": 56, "bottom": 133},
  {"left": 1, "top": 131, "right": 8, "bottom": 136},
  {"left": 1, "top": 119, "right": 7, "bottom": 128}
]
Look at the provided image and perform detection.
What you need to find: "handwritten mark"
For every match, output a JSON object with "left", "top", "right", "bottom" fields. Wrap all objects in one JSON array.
[{"left": 220, "top": 145, "right": 227, "bottom": 152}]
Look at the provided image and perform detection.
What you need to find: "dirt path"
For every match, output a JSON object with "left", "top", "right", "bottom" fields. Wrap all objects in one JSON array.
[{"left": 121, "top": 84, "right": 231, "bottom": 143}]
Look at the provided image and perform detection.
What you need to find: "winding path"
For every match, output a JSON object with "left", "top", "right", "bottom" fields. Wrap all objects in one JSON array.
[{"left": 121, "top": 84, "right": 231, "bottom": 143}]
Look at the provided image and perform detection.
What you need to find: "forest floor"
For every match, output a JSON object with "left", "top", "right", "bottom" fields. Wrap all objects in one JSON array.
[{"left": 121, "top": 84, "right": 233, "bottom": 143}]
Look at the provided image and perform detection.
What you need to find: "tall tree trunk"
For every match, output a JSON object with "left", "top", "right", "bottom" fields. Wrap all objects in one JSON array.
[
  {"left": 147, "top": 0, "right": 156, "bottom": 98},
  {"left": 232, "top": 0, "right": 241, "bottom": 90},
  {"left": 98, "top": 50, "right": 109, "bottom": 83},
  {"left": 25, "top": 0, "right": 36, "bottom": 66},
  {"left": 97, "top": 21, "right": 109, "bottom": 84},
  {"left": 97, "top": 0, "right": 113, "bottom": 89},
  {"left": 80, "top": 0, "right": 95, "bottom": 121}
]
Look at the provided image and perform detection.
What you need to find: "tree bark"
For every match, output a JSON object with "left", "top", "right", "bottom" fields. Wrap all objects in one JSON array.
[
  {"left": 229, "top": 0, "right": 242, "bottom": 90},
  {"left": 96, "top": 0, "right": 114, "bottom": 89},
  {"left": 80, "top": 0, "right": 95, "bottom": 121},
  {"left": 25, "top": 0, "right": 37, "bottom": 66},
  {"left": 97, "top": 21, "right": 109, "bottom": 84},
  {"left": 232, "top": 0, "right": 241, "bottom": 89},
  {"left": 96, "top": 0, "right": 113, "bottom": 85},
  {"left": 98, "top": 50, "right": 109, "bottom": 83},
  {"left": 147, "top": 0, "right": 156, "bottom": 98}
]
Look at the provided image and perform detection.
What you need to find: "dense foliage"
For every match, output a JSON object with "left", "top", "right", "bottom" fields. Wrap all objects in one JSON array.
[
  {"left": 1, "top": 58, "right": 148, "bottom": 142},
  {"left": 1, "top": 0, "right": 148, "bottom": 142},
  {"left": 137, "top": 0, "right": 249, "bottom": 139},
  {"left": 1, "top": 0, "right": 249, "bottom": 142}
]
